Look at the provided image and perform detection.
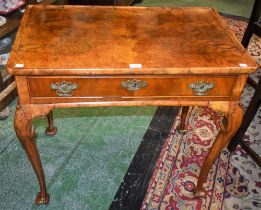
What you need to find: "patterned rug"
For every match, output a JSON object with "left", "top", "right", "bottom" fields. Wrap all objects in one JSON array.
[{"left": 142, "top": 16, "right": 261, "bottom": 210}]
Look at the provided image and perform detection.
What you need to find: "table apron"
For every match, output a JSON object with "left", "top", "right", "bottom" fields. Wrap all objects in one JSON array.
[{"left": 27, "top": 75, "right": 237, "bottom": 99}]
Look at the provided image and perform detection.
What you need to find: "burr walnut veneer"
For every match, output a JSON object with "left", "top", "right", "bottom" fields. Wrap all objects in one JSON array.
[{"left": 7, "top": 5, "right": 258, "bottom": 205}]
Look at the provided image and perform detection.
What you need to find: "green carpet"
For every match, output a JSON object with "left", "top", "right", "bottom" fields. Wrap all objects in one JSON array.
[
  {"left": 134, "top": 0, "right": 254, "bottom": 18},
  {"left": 0, "top": 100, "right": 156, "bottom": 209}
]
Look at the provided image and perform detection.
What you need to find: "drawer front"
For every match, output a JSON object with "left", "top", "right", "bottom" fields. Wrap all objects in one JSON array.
[{"left": 28, "top": 76, "right": 236, "bottom": 98}]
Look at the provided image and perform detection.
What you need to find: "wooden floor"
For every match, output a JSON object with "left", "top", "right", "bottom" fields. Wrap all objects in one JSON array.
[{"left": 110, "top": 106, "right": 179, "bottom": 210}]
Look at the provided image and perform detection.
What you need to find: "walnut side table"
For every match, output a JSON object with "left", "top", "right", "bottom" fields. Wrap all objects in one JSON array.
[{"left": 7, "top": 5, "right": 258, "bottom": 205}]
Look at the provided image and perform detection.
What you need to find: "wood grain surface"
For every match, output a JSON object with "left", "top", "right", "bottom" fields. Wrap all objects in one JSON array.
[
  {"left": 7, "top": 5, "right": 258, "bottom": 75},
  {"left": 7, "top": 5, "right": 259, "bottom": 205}
]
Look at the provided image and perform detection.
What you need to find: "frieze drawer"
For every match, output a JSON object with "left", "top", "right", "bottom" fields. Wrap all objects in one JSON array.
[{"left": 27, "top": 76, "right": 236, "bottom": 99}]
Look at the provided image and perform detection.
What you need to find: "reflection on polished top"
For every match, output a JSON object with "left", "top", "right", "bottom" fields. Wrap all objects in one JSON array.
[{"left": 7, "top": 5, "right": 258, "bottom": 75}]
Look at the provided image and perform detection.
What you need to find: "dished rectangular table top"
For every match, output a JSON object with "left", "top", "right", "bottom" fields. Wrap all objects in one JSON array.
[{"left": 7, "top": 5, "right": 258, "bottom": 76}]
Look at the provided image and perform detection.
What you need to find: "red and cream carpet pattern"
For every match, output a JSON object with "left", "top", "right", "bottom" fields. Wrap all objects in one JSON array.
[{"left": 142, "top": 16, "right": 261, "bottom": 210}]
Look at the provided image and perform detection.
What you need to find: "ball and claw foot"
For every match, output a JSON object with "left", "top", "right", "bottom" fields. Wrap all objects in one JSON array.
[
  {"left": 45, "top": 127, "right": 57, "bottom": 136},
  {"left": 35, "top": 192, "right": 49, "bottom": 205}
]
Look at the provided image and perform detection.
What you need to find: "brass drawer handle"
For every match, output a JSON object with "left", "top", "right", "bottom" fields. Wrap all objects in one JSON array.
[
  {"left": 121, "top": 79, "right": 148, "bottom": 92},
  {"left": 50, "top": 81, "right": 78, "bottom": 97},
  {"left": 189, "top": 81, "right": 215, "bottom": 96}
]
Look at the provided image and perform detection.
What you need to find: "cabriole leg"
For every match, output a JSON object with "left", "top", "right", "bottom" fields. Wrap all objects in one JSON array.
[
  {"left": 177, "top": 106, "right": 189, "bottom": 133},
  {"left": 194, "top": 102, "right": 243, "bottom": 196},
  {"left": 45, "top": 110, "right": 57, "bottom": 136},
  {"left": 14, "top": 105, "right": 51, "bottom": 205}
]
